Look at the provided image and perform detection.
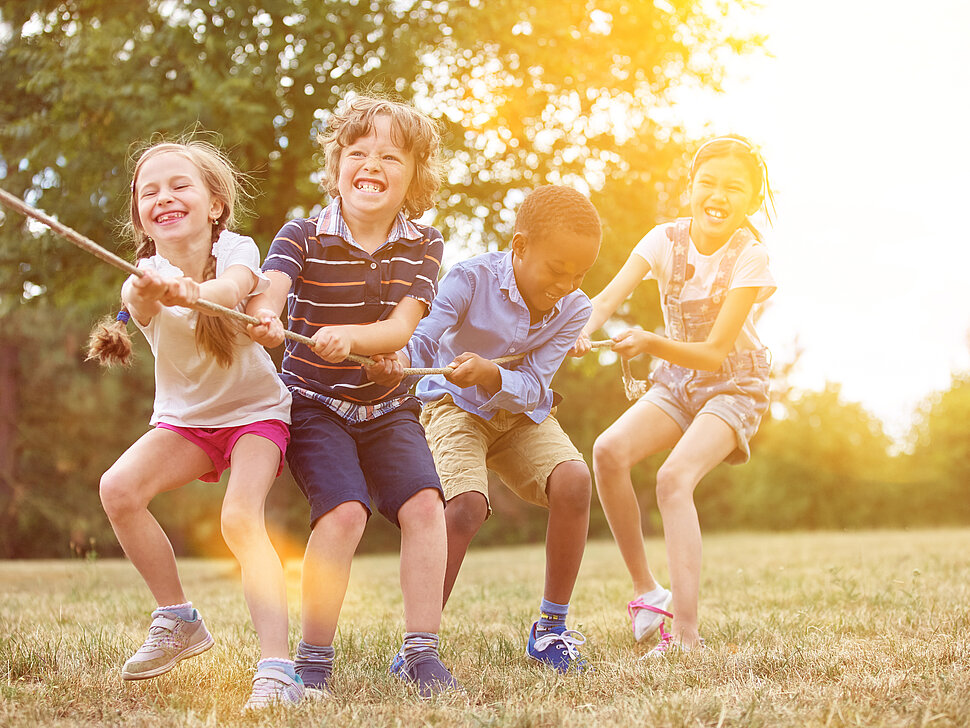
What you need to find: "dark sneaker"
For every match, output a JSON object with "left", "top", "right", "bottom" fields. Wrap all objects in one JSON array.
[{"left": 404, "top": 654, "right": 461, "bottom": 698}]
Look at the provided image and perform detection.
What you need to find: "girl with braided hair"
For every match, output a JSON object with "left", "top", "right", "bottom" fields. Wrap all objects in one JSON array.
[{"left": 88, "top": 139, "right": 302, "bottom": 710}]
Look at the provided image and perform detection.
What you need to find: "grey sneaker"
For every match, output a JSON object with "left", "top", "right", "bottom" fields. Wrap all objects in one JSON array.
[
  {"left": 121, "top": 609, "right": 214, "bottom": 680},
  {"left": 243, "top": 665, "right": 307, "bottom": 711}
]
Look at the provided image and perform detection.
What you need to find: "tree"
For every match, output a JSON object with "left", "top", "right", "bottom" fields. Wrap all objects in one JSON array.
[{"left": 0, "top": 0, "right": 766, "bottom": 556}]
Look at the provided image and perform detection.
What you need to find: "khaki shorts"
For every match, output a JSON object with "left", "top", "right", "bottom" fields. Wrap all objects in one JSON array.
[{"left": 420, "top": 395, "right": 585, "bottom": 513}]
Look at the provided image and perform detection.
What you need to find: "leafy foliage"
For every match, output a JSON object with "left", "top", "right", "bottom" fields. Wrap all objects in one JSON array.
[{"left": 1, "top": 1, "right": 945, "bottom": 558}]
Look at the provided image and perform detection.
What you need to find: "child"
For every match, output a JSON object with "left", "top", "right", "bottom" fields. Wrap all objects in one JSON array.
[
  {"left": 245, "top": 95, "right": 459, "bottom": 697},
  {"left": 372, "top": 185, "right": 601, "bottom": 673},
  {"left": 88, "top": 140, "right": 302, "bottom": 709},
  {"left": 572, "top": 135, "right": 776, "bottom": 657}
]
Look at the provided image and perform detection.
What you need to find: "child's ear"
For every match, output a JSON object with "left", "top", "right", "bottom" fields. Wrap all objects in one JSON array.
[
  {"left": 511, "top": 231, "right": 528, "bottom": 256},
  {"left": 209, "top": 198, "right": 226, "bottom": 223},
  {"left": 746, "top": 192, "right": 764, "bottom": 216}
]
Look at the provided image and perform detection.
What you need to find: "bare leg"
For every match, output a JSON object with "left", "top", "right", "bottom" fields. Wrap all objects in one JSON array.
[
  {"left": 592, "top": 401, "right": 683, "bottom": 595},
  {"left": 655, "top": 413, "right": 736, "bottom": 648},
  {"left": 301, "top": 501, "right": 368, "bottom": 646},
  {"left": 398, "top": 488, "right": 447, "bottom": 632},
  {"left": 543, "top": 460, "right": 591, "bottom": 604},
  {"left": 442, "top": 492, "right": 488, "bottom": 607},
  {"left": 222, "top": 434, "right": 289, "bottom": 660},
  {"left": 99, "top": 428, "right": 212, "bottom": 606}
]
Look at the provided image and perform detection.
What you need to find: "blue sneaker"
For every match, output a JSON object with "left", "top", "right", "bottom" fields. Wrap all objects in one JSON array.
[
  {"left": 389, "top": 648, "right": 407, "bottom": 679},
  {"left": 526, "top": 621, "right": 588, "bottom": 673}
]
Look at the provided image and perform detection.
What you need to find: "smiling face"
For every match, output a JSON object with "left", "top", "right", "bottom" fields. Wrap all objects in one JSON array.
[
  {"left": 133, "top": 151, "right": 223, "bottom": 250},
  {"left": 512, "top": 229, "right": 600, "bottom": 321},
  {"left": 688, "top": 155, "right": 761, "bottom": 253},
  {"left": 336, "top": 114, "right": 416, "bottom": 232}
]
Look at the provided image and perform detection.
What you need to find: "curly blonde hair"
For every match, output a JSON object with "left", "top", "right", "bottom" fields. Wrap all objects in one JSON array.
[{"left": 318, "top": 94, "right": 442, "bottom": 219}]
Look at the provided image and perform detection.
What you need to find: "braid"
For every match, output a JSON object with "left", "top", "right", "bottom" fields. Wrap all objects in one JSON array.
[
  {"left": 86, "top": 236, "right": 154, "bottom": 368},
  {"left": 193, "top": 223, "right": 239, "bottom": 368},
  {"left": 86, "top": 308, "right": 135, "bottom": 367}
]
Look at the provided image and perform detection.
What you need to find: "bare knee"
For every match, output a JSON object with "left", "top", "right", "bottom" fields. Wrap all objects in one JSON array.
[
  {"left": 655, "top": 462, "right": 695, "bottom": 510},
  {"left": 397, "top": 488, "right": 444, "bottom": 528},
  {"left": 592, "top": 431, "right": 632, "bottom": 477},
  {"left": 546, "top": 460, "right": 591, "bottom": 515},
  {"left": 99, "top": 468, "right": 144, "bottom": 521},
  {"left": 220, "top": 499, "right": 264, "bottom": 552},
  {"left": 445, "top": 492, "right": 487, "bottom": 542},
  {"left": 314, "top": 501, "right": 368, "bottom": 543}
]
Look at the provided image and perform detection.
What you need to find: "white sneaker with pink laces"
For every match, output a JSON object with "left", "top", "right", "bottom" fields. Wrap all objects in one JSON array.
[
  {"left": 627, "top": 587, "right": 673, "bottom": 642},
  {"left": 640, "top": 622, "right": 706, "bottom": 660}
]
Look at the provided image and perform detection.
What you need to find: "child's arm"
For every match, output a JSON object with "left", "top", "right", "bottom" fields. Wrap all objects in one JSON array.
[
  {"left": 160, "top": 266, "right": 257, "bottom": 311},
  {"left": 123, "top": 269, "right": 178, "bottom": 326},
  {"left": 571, "top": 252, "right": 650, "bottom": 355},
  {"left": 310, "top": 296, "right": 427, "bottom": 363},
  {"left": 245, "top": 271, "right": 291, "bottom": 348},
  {"left": 612, "top": 285, "right": 760, "bottom": 371},
  {"left": 466, "top": 301, "right": 591, "bottom": 414}
]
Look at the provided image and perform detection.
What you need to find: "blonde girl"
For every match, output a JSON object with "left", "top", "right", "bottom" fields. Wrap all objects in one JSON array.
[
  {"left": 88, "top": 139, "right": 301, "bottom": 709},
  {"left": 573, "top": 136, "right": 776, "bottom": 657}
]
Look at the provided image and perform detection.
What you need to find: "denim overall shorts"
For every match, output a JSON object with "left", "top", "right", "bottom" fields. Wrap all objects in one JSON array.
[{"left": 641, "top": 218, "right": 771, "bottom": 464}]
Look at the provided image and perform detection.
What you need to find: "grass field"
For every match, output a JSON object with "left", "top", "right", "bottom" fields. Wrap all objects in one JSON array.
[{"left": 2, "top": 529, "right": 969, "bottom": 727}]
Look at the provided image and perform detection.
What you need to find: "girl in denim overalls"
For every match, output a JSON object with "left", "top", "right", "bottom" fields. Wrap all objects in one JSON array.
[{"left": 573, "top": 136, "right": 775, "bottom": 657}]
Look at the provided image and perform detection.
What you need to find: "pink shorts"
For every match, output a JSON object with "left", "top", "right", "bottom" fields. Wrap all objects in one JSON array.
[{"left": 156, "top": 419, "right": 290, "bottom": 483}]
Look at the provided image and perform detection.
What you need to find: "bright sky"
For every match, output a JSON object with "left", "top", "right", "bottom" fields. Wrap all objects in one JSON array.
[{"left": 678, "top": 0, "right": 970, "bottom": 440}]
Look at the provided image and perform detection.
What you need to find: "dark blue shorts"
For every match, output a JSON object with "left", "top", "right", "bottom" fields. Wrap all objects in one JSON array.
[{"left": 286, "top": 394, "right": 443, "bottom": 527}]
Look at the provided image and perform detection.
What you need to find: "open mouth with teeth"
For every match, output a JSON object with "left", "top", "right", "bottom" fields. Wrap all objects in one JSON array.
[
  {"left": 154, "top": 211, "right": 186, "bottom": 224},
  {"left": 355, "top": 179, "right": 386, "bottom": 193},
  {"left": 704, "top": 207, "right": 728, "bottom": 221}
]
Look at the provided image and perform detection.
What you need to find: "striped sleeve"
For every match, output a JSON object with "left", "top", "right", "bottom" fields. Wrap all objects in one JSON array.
[
  {"left": 262, "top": 219, "right": 309, "bottom": 281},
  {"left": 406, "top": 228, "right": 444, "bottom": 310}
]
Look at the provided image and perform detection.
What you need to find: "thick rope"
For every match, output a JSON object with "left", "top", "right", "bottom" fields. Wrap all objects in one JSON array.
[{"left": 1, "top": 188, "right": 623, "bottom": 377}]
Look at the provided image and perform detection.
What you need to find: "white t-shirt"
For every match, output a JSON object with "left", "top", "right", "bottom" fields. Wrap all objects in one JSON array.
[
  {"left": 124, "top": 230, "right": 292, "bottom": 427},
  {"left": 631, "top": 222, "right": 776, "bottom": 353}
]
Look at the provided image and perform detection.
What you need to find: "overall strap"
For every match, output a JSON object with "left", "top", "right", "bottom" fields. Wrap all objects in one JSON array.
[
  {"left": 664, "top": 218, "right": 693, "bottom": 302},
  {"left": 709, "top": 226, "right": 754, "bottom": 305}
]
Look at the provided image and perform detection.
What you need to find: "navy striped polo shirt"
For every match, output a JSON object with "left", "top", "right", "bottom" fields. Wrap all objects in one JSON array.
[{"left": 262, "top": 200, "right": 443, "bottom": 405}]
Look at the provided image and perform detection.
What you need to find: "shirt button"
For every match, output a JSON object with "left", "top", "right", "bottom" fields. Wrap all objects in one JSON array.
[
  {"left": 509, "top": 347, "right": 516, "bottom": 353},
  {"left": 370, "top": 262, "right": 377, "bottom": 269}
]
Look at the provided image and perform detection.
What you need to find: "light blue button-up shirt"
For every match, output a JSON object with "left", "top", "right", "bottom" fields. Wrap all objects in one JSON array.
[{"left": 406, "top": 251, "right": 592, "bottom": 423}]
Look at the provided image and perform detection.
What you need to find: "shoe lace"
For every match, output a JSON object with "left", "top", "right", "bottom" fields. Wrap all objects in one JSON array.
[
  {"left": 653, "top": 623, "right": 676, "bottom": 653},
  {"left": 627, "top": 597, "right": 673, "bottom": 626},
  {"left": 533, "top": 629, "right": 587, "bottom": 660}
]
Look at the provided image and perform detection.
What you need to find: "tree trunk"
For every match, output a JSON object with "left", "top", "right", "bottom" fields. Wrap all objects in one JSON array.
[{"left": 0, "top": 339, "right": 21, "bottom": 556}]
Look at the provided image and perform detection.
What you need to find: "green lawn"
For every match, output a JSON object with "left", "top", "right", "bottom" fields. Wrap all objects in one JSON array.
[{"left": 2, "top": 529, "right": 968, "bottom": 727}]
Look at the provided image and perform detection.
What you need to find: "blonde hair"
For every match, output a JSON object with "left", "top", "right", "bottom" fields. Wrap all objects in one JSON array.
[
  {"left": 318, "top": 94, "right": 442, "bottom": 219},
  {"left": 88, "top": 138, "right": 249, "bottom": 368}
]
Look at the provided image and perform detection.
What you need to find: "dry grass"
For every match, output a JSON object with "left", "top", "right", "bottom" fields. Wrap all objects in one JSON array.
[{"left": 2, "top": 529, "right": 969, "bottom": 727}]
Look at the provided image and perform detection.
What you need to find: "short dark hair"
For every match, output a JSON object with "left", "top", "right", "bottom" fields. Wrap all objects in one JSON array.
[{"left": 514, "top": 185, "right": 602, "bottom": 246}]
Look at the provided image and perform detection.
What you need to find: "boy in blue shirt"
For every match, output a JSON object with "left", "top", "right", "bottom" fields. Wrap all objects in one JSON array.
[{"left": 372, "top": 186, "right": 601, "bottom": 672}]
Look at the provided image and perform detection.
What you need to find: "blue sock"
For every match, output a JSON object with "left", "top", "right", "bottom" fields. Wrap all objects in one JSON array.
[
  {"left": 401, "top": 631, "right": 440, "bottom": 673},
  {"left": 157, "top": 602, "right": 196, "bottom": 622},
  {"left": 257, "top": 658, "right": 298, "bottom": 680},
  {"left": 537, "top": 598, "right": 568, "bottom": 633}
]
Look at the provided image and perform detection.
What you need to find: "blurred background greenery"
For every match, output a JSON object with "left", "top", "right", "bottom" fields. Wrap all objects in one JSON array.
[{"left": 2, "top": 1, "right": 967, "bottom": 559}]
